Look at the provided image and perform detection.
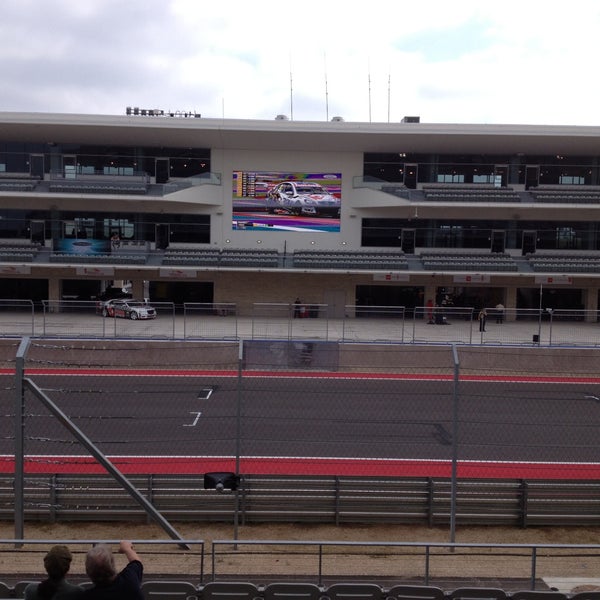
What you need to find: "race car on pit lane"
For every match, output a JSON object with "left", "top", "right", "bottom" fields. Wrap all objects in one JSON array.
[{"left": 101, "top": 299, "right": 157, "bottom": 320}]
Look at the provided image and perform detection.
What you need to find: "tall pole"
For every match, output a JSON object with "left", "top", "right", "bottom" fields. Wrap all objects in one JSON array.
[
  {"left": 450, "top": 344, "right": 460, "bottom": 544},
  {"left": 289, "top": 54, "right": 294, "bottom": 121},
  {"left": 324, "top": 53, "right": 329, "bottom": 122},
  {"left": 387, "top": 73, "right": 391, "bottom": 123},
  {"left": 538, "top": 283, "right": 543, "bottom": 343},
  {"left": 14, "top": 336, "right": 30, "bottom": 546},
  {"left": 368, "top": 63, "right": 372, "bottom": 123},
  {"left": 234, "top": 339, "right": 243, "bottom": 543}
]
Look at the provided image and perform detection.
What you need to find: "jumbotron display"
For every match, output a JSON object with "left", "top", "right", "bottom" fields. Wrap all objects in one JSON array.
[{"left": 232, "top": 171, "right": 341, "bottom": 233}]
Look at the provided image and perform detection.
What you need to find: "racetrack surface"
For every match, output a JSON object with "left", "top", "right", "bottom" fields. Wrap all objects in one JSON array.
[{"left": 3, "top": 371, "right": 600, "bottom": 478}]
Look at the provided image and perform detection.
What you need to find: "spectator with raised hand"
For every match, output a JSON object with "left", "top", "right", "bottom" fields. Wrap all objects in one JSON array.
[
  {"left": 24, "top": 544, "right": 82, "bottom": 600},
  {"left": 82, "top": 540, "right": 143, "bottom": 600}
]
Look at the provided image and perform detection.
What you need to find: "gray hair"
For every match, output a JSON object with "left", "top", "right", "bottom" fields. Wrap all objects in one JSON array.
[{"left": 85, "top": 544, "right": 117, "bottom": 585}]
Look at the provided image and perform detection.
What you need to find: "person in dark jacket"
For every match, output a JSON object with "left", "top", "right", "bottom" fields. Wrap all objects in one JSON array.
[
  {"left": 24, "top": 545, "right": 82, "bottom": 600},
  {"left": 82, "top": 541, "right": 143, "bottom": 600}
]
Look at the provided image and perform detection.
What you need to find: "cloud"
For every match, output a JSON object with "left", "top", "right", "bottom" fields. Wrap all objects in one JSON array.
[{"left": 1, "top": 0, "right": 600, "bottom": 125}]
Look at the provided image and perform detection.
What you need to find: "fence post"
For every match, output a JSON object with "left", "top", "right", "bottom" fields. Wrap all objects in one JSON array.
[
  {"left": 234, "top": 339, "right": 243, "bottom": 544},
  {"left": 14, "top": 336, "right": 30, "bottom": 546},
  {"left": 450, "top": 344, "right": 460, "bottom": 545}
]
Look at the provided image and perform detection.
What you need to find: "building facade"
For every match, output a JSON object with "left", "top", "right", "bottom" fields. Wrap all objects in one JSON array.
[{"left": 2, "top": 112, "right": 600, "bottom": 317}]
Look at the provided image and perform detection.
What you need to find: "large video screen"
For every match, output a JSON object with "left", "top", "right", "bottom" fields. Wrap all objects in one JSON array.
[{"left": 232, "top": 171, "right": 341, "bottom": 233}]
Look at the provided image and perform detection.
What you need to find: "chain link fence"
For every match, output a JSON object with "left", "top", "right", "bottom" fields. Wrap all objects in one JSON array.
[{"left": 3, "top": 338, "right": 600, "bottom": 538}]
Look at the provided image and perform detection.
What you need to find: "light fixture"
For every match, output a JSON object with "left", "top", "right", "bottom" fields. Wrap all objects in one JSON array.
[{"left": 204, "top": 472, "right": 238, "bottom": 492}]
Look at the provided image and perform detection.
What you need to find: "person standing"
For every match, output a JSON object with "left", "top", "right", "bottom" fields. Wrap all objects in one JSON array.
[
  {"left": 495, "top": 302, "right": 505, "bottom": 324},
  {"left": 478, "top": 308, "right": 487, "bottom": 332},
  {"left": 82, "top": 541, "right": 143, "bottom": 600},
  {"left": 426, "top": 299, "right": 434, "bottom": 324},
  {"left": 24, "top": 545, "right": 82, "bottom": 600}
]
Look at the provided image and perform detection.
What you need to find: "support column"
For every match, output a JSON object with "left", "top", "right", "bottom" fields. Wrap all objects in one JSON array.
[
  {"left": 584, "top": 287, "right": 598, "bottom": 322},
  {"left": 47, "top": 277, "right": 60, "bottom": 302},
  {"left": 131, "top": 280, "right": 145, "bottom": 301},
  {"left": 504, "top": 286, "right": 517, "bottom": 322}
]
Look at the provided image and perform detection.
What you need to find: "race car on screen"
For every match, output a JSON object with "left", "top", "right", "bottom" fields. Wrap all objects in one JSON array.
[
  {"left": 101, "top": 299, "right": 157, "bottom": 320},
  {"left": 266, "top": 181, "right": 340, "bottom": 217}
]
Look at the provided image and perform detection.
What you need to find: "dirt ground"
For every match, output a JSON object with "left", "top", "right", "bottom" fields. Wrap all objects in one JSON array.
[{"left": 2, "top": 520, "right": 600, "bottom": 590}]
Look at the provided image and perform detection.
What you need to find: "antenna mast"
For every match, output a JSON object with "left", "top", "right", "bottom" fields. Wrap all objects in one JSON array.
[
  {"left": 324, "top": 52, "right": 329, "bottom": 121},
  {"left": 387, "top": 72, "right": 391, "bottom": 123},
  {"left": 289, "top": 53, "right": 294, "bottom": 121},
  {"left": 368, "top": 63, "right": 372, "bottom": 123}
]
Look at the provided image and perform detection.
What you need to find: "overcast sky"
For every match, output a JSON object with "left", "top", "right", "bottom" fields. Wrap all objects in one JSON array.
[{"left": 2, "top": 0, "right": 600, "bottom": 126}]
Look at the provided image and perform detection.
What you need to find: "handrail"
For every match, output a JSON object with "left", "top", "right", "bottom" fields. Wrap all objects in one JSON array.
[{"left": 212, "top": 539, "right": 600, "bottom": 589}]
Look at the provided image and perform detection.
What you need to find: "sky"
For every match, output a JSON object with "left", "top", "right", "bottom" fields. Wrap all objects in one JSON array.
[{"left": 2, "top": 0, "right": 600, "bottom": 126}]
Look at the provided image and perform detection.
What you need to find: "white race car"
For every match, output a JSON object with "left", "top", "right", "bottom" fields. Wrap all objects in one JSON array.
[{"left": 101, "top": 299, "right": 157, "bottom": 320}]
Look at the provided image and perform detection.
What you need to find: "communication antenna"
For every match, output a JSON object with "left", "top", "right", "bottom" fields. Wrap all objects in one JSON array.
[
  {"left": 324, "top": 52, "right": 329, "bottom": 121},
  {"left": 368, "top": 61, "right": 372, "bottom": 123},
  {"left": 289, "top": 53, "right": 294, "bottom": 121},
  {"left": 387, "top": 72, "right": 391, "bottom": 123}
]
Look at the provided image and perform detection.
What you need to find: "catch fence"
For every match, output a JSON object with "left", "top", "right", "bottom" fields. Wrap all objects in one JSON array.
[{"left": 3, "top": 338, "right": 600, "bottom": 544}]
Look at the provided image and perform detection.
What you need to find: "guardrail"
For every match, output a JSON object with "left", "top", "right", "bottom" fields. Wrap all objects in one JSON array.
[
  {"left": 2, "top": 538, "right": 600, "bottom": 590},
  {"left": 2, "top": 301, "right": 600, "bottom": 345},
  {"left": 4, "top": 475, "right": 600, "bottom": 528},
  {"left": 210, "top": 539, "right": 600, "bottom": 588}
]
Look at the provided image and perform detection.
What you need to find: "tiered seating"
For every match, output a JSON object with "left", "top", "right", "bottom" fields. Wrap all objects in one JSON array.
[
  {"left": 529, "top": 185, "right": 600, "bottom": 204},
  {"left": 0, "top": 179, "right": 38, "bottom": 192},
  {"left": 163, "top": 248, "right": 221, "bottom": 266},
  {"left": 0, "top": 581, "right": 590, "bottom": 600},
  {"left": 0, "top": 243, "right": 39, "bottom": 262},
  {"left": 380, "top": 184, "right": 410, "bottom": 199},
  {"left": 220, "top": 248, "right": 279, "bottom": 268},
  {"left": 420, "top": 252, "right": 517, "bottom": 272},
  {"left": 49, "top": 253, "right": 147, "bottom": 264},
  {"left": 527, "top": 253, "right": 600, "bottom": 273},
  {"left": 293, "top": 250, "right": 408, "bottom": 270},
  {"left": 422, "top": 184, "right": 521, "bottom": 202},
  {"left": 49, "top": 181, "right": 148, "bottom": 194}
]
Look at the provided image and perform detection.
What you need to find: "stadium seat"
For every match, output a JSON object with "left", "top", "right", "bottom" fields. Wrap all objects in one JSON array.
[
  {"left": 385, "top": 584, "right": 445, "bottom": 600},
  {"left": 324, "top": 583, "right": 384, "bottom": 600},
  {"left": 201, "top": 581, "right": 262, "bottom": 600},
  {"left": 142, "top": 580, "right": 199, "bottom": 599},
  {"left": 510, "top": 593, "right": 568, "bottom": 600},
  {"left": 448, "top": 588, "right": 507, "bottom": 600},
  {"left": 263, "top": 582, "right": 324, "bottom": 600}
]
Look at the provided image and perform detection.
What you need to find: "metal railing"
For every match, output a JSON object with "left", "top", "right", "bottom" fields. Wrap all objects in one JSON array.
[
  {"left": 211, "top": 539, "right": 600, "bottom": 588},
  {"left": 0, "top": 301, "right": 599, "bottom": 346}
]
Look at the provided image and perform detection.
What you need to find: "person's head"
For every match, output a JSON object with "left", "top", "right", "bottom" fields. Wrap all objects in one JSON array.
[
  {"left": 43, "top": 545, "right": 72, "bottom": 580},
  {"left": 85, "top": 544, "right": 117, "bottom": 585}
]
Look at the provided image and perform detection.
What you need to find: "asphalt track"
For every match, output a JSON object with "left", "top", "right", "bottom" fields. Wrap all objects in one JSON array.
[{"left": 2, "top": 371, "right": 600, "bottom": 479}]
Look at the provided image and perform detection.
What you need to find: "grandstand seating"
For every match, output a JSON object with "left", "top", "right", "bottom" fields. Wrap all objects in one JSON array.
[
  {"left": 0, "top": 582, "right": 593, "bottom": 600},
  {"left": 48, "top": 181, "right": 148, "bottom": 194},
  {"left": 220, "top": 248, "right": 279, "bottom": 268},
  {"left": 529, "top": 185, "right": 600, "bottom": 204},
  {"left": 0, "top": 244, "right": 39, "bottom": 262},
  {"left": 526, "top": 253, "right": 600, "bottom": 273},
  {"left": 422, "top": 184, "right": 521, "bottom": 202},
  {"left": 293, "top": 250, "right": 408, "bottom": 270},
  {"left": 49, "top": 253, "right": 147, "bottom": 265},
  {"left": 420, "top": 252, "right": 518, "bottom": 272},
  {"left": 163, "top": 248, "right": 222, "bottom": 266},
  {"left": 0, "top": 179, "right": 38, "bottom": 192}
]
